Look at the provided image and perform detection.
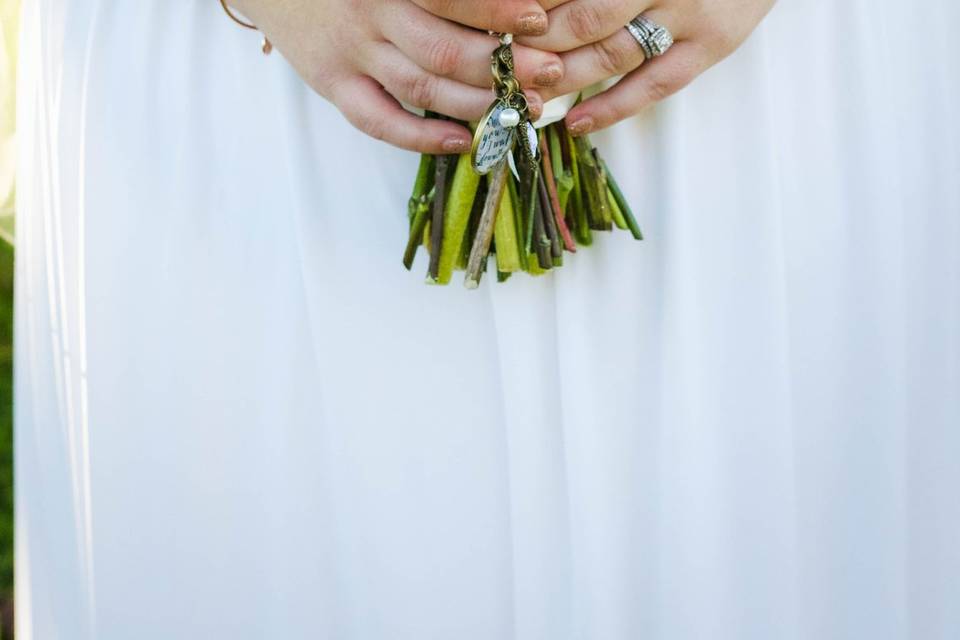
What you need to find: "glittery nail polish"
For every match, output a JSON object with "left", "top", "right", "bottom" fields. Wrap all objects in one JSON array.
[
  {"left": 516, "top": 12, "right": 548, "bottom": 36},
  {"left": 566, "top": 116, "right": 594, "bottom": 136},
  {"left": 442, "top": 137, "right": 469, "bottom": 153},
  {"left": 534, "top": 62, "right": 563, "bottom": 87}
]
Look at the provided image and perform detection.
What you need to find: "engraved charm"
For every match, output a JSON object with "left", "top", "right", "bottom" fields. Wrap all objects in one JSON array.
[{"left": 471, "top": 100, "right": 516, "bottom": 175}]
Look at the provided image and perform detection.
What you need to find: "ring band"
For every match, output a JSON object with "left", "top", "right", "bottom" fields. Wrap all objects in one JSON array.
[{"left": 625, "top": 15, "right": 674, "bottom": 59}]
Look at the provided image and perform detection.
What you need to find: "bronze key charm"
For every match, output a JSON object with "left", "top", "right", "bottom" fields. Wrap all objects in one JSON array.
[{"left": 471, "top": 34, "right": 538, "bottom": 175}]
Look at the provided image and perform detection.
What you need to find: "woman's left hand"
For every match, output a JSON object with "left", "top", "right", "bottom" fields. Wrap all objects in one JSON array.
[{"left": 521, "top": 0, "right": 776, "bottom": 135}]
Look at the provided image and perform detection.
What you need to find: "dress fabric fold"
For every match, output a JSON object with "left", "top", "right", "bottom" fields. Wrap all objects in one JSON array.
[{"left": 15, "top": 1, "right": 960, "bottom": 638}]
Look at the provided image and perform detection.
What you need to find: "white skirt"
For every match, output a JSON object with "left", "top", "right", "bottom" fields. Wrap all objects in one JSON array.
[{"left": 16, "top": 1, "right": 960, "bottom": 638}]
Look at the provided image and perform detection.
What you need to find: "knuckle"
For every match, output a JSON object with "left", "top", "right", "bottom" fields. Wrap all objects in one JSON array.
[
  {"left": 644, "top": 75, "right": 677, "bottom": 102},
  {"left": 307, "top": 65, "right": 338, "bottom": 98},
  {"left": 425, "top": 37, "right": 463, "bottom": 76},
  {"left": 403, "top": 72, "right": 439, "bottom": 109},
  {"left": 592, "top": 39, "right": 630, "bottom": 75},
  {"left": 565, "top": 5, "right": 605, "bottom": 44},
  {"left": 351, "top": 110, "right": 388, "bottom": 142}
]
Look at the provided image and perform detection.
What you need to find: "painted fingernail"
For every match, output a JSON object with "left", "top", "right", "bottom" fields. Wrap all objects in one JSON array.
[
  {"left": 534, "top": 62, "right": 563, "bottom": 87},
  {"left": 516, "top": 12, "right": 548, "bottom": 36},
  {"left": 442, "top": 137, "right": 470, "bottom": 153},
  {"left": 528, "top": 98, "right": 543, "bottom": 120},
  {"left": 566, "top": 116, "right": 594, "bottom": 136}
]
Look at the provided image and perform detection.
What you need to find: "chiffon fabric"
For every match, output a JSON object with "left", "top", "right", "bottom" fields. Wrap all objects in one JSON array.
[{"left": 16, "top": 1, "right": 960, "bottom": 638}]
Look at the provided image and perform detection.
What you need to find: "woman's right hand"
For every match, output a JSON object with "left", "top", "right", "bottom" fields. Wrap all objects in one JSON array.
[{"left": 229, "top": 0, "right": 566, "bottom": 154}]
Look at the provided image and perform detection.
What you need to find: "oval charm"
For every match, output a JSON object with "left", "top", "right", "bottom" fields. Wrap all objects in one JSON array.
[
  {"left": 525, "top": 121, "right": 539, "bottom": 159},
  {"left": 471, "top": 100, "right": 516, "bottom": 175}
]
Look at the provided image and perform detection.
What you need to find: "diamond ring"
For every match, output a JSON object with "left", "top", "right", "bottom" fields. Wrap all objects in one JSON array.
[{"left": 625, "top": 15, "right": 674, "bottom": 60}]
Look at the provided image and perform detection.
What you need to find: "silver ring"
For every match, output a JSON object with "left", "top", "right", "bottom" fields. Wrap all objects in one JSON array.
[{"left": 625, "top": 15, "right": 674, "bottom": 59}]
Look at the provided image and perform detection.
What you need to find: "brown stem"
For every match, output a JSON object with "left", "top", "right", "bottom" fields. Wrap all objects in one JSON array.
[
  {"left": 539, "top": 131, "right": 576, "bottom": 252},
  {"left": 557, "top": 120, "right": 572, "bottom": 169},
  {"left": 427, "top": 154, "right": 452, "bottom": 281},
  {"left": 402, "top": 188, "right": 433, "bottom": 270},
  {"left": 465, "top": 161, "right": 509, "bottom": 288},
  {"left": 531, "top": 183, "right": 552, "bottom": 269},
  {"left": 459, "top": 176, "right": 488, "bottom": 270},
  {"left": 537, "top": 170, "right": 562, "bottom": 260}
]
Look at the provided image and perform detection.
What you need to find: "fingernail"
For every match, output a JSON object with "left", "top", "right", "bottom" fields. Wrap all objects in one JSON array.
[
  {"left": 534, "top": 62, "right": 563, "bottom": 87},
  {"left": 566, "top": 116, "right": 594, "bottom": 136},
  {"left": 516, "top": 12, "right": 548, "bottom": 36},
  {"left": 442, "top": 137, "right": 470, "bottom": 153},
  {"left": 528, "top": 99, "right": 543, "bottom": 120}
]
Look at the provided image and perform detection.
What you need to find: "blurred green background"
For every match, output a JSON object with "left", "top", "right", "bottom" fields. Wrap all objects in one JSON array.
[
  {"left": 2, "top": 0, "right": 19, "bottom": 635},
  {"left": 0, "top": 242, "right": 11, "bottom": 636}
]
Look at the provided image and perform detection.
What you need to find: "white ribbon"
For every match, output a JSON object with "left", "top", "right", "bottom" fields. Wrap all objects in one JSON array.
[{"left": 532, "top": 76, "right": 623, "bottom": 128}]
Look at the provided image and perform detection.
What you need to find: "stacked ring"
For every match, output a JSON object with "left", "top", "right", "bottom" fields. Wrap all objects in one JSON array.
[{"left": 625, "top": 15, "right": 674, "bottom": 59}]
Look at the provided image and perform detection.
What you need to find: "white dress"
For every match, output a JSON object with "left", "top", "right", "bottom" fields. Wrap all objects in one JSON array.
[{"left": 16, "top": 1, "right": 960, "bottom": 639}]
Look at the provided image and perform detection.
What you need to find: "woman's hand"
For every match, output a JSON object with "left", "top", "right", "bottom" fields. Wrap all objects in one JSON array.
[
  {"left": 229, "top": 0, "right": 566, "bottom": 154},
  {"left": 522, "top": 0, "right": 776, "bottom": 134}
]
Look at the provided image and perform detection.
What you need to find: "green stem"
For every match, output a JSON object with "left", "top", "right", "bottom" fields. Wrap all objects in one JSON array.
[
  {"left": 431, "top": 153, "right": 481, "bottom": 285},
  {"left": 402, "top": 186, "right": 435, "bottom": 269},
  {"left": 564, "top": 125, "right": 592, "bottom": 246},
  {"left": 495, "top": 168, "right": 523, "bottom": 273},
  {"left": 547, "top": 125, "right": 564, "bottom": 183},
  {"left": 607, "top": 188, "right": 628, "bottom": 231},
  {"left": 523, "top": 157, "right": 539, "bottom": 257},
  {"left": 591, "top": 148, "right": 613, "bottom": 229},
  {"left": 602, "top": 158, "right": 644, "bottom": 240},
  {"left": 575, "top": 136, "right": 610, "bottom": 230},
  {"left": 408, "top": 154, "right": 435, "bottom": 221}
]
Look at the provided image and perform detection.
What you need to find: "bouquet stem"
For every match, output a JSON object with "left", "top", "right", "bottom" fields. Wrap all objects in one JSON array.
[
  {"left": 405, "top": 116, "right": 642, "bottom": 287},
  {"left": 431, "top": 153, "right": 481, "bottom": 285},
  {"left": 494, "top": 176, "right": 523, "bottom": 273},
  {"left": 540, "top": 131, "right": 576, "bottom": 253},
  {"left": 465, "top": 160, "right": 510, "bottom": 288}
]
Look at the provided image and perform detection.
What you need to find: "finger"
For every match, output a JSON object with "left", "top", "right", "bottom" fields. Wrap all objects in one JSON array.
[
  {"left": 330, "top": 75, "right": 472, "bottom": 154},
  {"left": 538, "top": 26, "right": 646, "bottom": 101},
  {"left": 365, "top": 43, "right": 546, "bottom": 123},
  {"left": 564, "top": 42, "right": 707, "bottom": 134},
  {"left": 519, "top": 0, "right": 647, "bottom": 53},
  {"left": 365, "top": 43, "right": 498, "bottom": 122},
  {"left": 526, "top": 91, "right": 546, "bottom": 121},
  {"left": 379, "top": 2, "right": 565, "bottom": 89},
  {"left": 410, "top": 0, "right": 548, "bottom": 36}
]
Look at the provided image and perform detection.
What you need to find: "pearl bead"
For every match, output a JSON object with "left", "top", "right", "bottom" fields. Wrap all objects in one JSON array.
[{"left": 499, "top": 108, "right": 521, "bottom": 128}]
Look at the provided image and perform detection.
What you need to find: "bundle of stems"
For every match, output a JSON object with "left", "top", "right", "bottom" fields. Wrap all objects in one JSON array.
[{"left": 403, "top": 118, "right": 642, "bottom": 288}]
